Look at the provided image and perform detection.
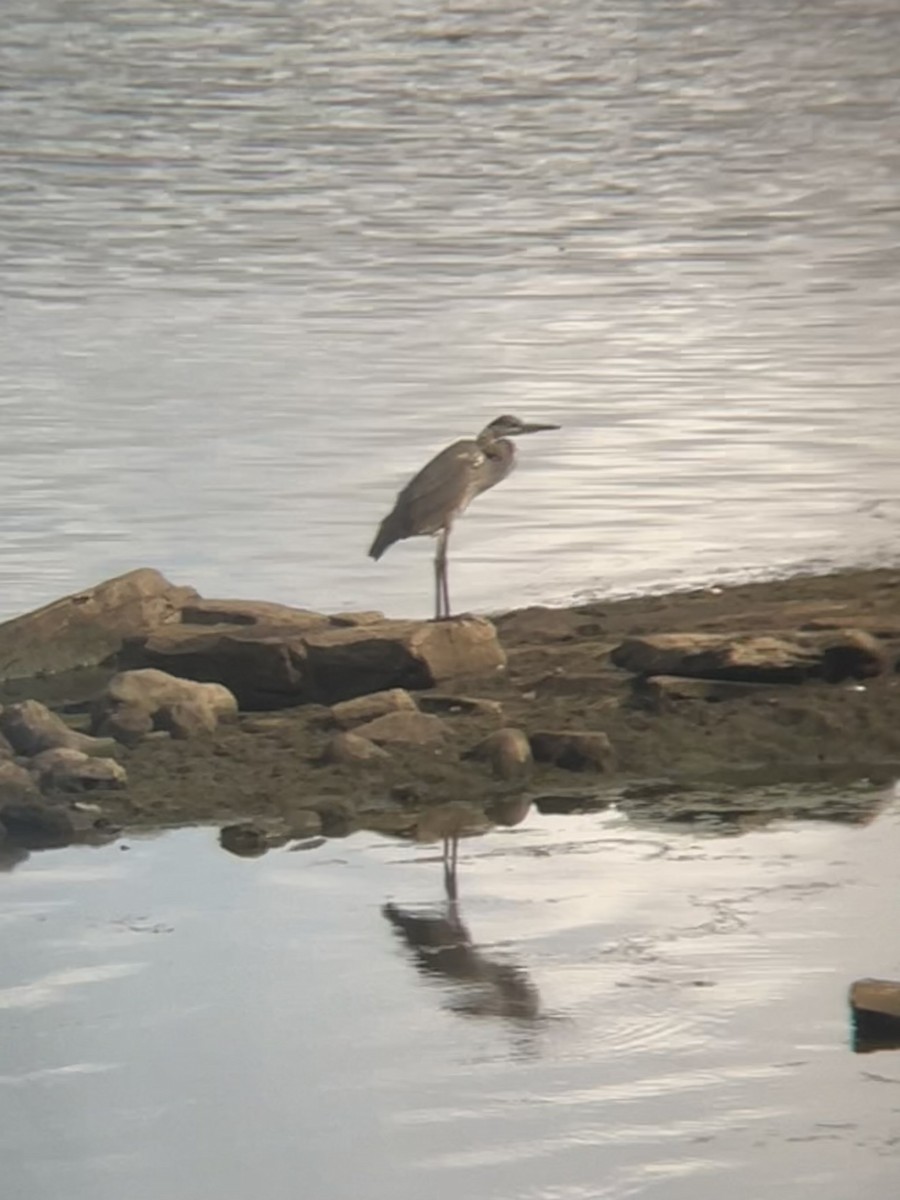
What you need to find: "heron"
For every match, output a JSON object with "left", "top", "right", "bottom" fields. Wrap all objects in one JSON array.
[{"left": 368, "top": 414, "right": 559, "bottom": 620}]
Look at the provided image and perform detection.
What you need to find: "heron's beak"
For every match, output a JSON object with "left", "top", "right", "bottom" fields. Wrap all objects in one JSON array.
[{"left": 518, "top": 422, "right": 560, "bottom": 434}]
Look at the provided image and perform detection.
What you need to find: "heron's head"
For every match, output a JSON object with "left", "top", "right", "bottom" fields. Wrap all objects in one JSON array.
[{"left": 482, "top": 414, "right": 560, "bottom": 439}]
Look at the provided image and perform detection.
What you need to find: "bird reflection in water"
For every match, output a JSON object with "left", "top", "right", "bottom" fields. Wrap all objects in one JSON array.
[{"left": 383, "top": 798, "right": 541, "bottom": 1024}]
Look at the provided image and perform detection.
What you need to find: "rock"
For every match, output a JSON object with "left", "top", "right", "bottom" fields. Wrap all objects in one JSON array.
[
  {"left": 0, "top": 800, "right": 75, "bottom": 845},
  {"left": 632, "top": 674, "right": 777, "bottom": 710},
  {"left": 323, "top": 731, "right": 391, "bottom": 765},
  {"left": 0, "top": 568, "right": 197, "bottom": 682},
  {"left": 288, "top": 836, "right": 328, "bottom": 852},
  {"left": 31, "top": 747, "right": 127, "bottom": 792},
  {"left": 219, "top": 818, "right": 291, "bottom": 857},
  {"left": 417, "top": 694, "right": 504, "bottom": 720},
  {"left": 180, "top": 598, "right": 327, "bottom": 629},
  {"left": 850, "top": 978, "right": 900, "bottom": 1048},
  {"left": 91, "top": 668, "right": 238, "bottom": 743},
  {"left": 0, "top": 759, "right": 40, "bottom": 800},
  {"left": 0, "top": 699, "right": 117, "bottom": 757},
  {"left": 0, "top": 729, "right": 13, "bottom": 759},
  {"left": 328, "top": 611, "right": 385, "bottom": 627},
  {"left": 300, "top": 617, "right": 507, "bottom": 704},
  {"left": 530, "top": 730, "right": 616, "bottom": 772},
  {"left": 352, "top": 711, "right": 447, "bottom": 746},
  {"left": 329, "top": 689, "right": 418, "bottom": 729},
  {"left": 155, "top": 701, "right": 218, "bottom": 740},
  {"left": 95, "top": 704, "right": 155, "bottom": 747},
  {"left": 610, "top": 629, "right": 887, "bottom": 684},
  {"left": 307, "top": 796, "right": 358, "bottom": 837},
  {"left": 124, "top": 615, "right": 506, "bottom": 709},
  {"left": 486, "top": 795, "right": 532, "bottom": 827},
  {"left": 494, "top": 606, "right": 583, "bottom": 644},
  {"left": 468, "top": 728, "right": 533, "bottom": 780}
]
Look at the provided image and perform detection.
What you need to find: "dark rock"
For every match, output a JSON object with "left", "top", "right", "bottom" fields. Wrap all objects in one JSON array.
[
  {"left": 95, "top": 704, "right": 155, "bottom": 747},
  {"left": 0, "top": 568, "right": 197, "bottom": 682},
  {"left": 611, "top": 629, "right": 887, "bottom": 684},
  {"left": 352, "top": 711, "right": 447, "bottom": 746},
  {"left": 31, "top": 747, "right": 127, "bottom": 792},
  {"left": 289, "top": 810, "right": 323, "bottom": 839},
  {"left": 0, "top": 699, "right": 117, "bottom": 757},
  {"left": 219, "top": 818, "right": 291, "bottom": 857},
  {"left": 328, "top": 611, "right": 385, "bottom": 627},
  {"left": 308, "top": 797, "right": 358, "bottom": 837},
  {"left": 530, "top": 730, "right": 616, "bottom": 772},
  {"left": 329, "top": 689, "right": 418, "bottom": 729},
  {"left": 850, "top": 978, "right": 900, "bottom": 1050},
  {"left": 0, "top": 800, "right": 76, "bottom": 845},
  {"left": 486, "top": 795, "right": 532, "bottom": 827},
  {"left": 0, "top": 729, "right": 13, "bottom": 759},
  {"left": 288, "top": 836, "right": 328, "bottom": 851},
  {"left": 300, "top": 617, "right": 507, "bottom": 704},
  {"left": 468, "top": 727, "right": 533, "bottom": 780},
  {"left": 323, "top": 731, "right": 391, "bottom": 765}
]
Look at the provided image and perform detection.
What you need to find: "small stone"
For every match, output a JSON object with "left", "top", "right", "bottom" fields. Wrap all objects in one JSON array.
[
  {"left": 468, "top": 727, "right": 533, "bottom": 780},
  {"left": 95, "top": 704, "right": 155, "bottom": 747},
  {"left": 530, "top": 730, "right": 616, "bottom": 773},
  {"left": 417, "top": 694, "right": 504, "bottom": 720},
  {"left": 323, "top": 731, "right": 391, "bottom": 765},
  {"left": 353, "top": 711, "right": 447, "bottom": 746},
  {"left": 329, "top": 689, "right": 418, "bottom": 730},
  {"left": 31, "top": 747, "right": 127, "bottom": 792}
]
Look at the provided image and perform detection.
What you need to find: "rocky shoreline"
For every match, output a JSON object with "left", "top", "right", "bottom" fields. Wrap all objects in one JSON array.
[{"left": 1, "top": 565, "right": 899, "bottom": 856}]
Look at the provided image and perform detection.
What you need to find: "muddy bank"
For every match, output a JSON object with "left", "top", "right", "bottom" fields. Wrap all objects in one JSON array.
[{"left": 1, "top": 566, "right": 899, "bottom": 847}]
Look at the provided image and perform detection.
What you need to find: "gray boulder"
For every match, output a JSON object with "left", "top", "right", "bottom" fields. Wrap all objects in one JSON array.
[
  {"left": 30, "top": 747, "right": 127, "bottom": 792},
  {"left": 92, "top": 668, "right": 238, "bottom": 744}
]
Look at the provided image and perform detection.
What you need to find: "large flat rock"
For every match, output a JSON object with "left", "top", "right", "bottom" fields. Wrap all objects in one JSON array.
[
  {"left": 0, "top": 569, "right": 197, "bottom": 683},
  {"left": 125, "top": 616, "right": 506, "bottom": 709},
  {"left": 610, "top": 629, "right": 887, "bottom": 684}
]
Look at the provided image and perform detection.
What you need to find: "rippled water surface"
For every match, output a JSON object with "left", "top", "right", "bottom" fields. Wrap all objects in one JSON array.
[
  {"left": 3, "top": 799, "right": 900, "bottom": 1200},
  {"left": 2, "top": 0, "right": 900, "bottom": 620}
]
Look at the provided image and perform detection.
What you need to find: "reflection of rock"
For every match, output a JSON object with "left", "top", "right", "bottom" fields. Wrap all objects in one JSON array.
[
  {"left": 0, "top": 699, "right": 116, "bottom": 757},
  {"left": 530, "top": 730, "right": 615, "bottom": 772},
  {"left": 0, "top": 568, "right": 197, "bottom": 683},
  {"left": 612, "top": 629, "right": 887, "bottom": 684},
  {"left": 92, "top": 668, "right": 238, "bottom": 744}
]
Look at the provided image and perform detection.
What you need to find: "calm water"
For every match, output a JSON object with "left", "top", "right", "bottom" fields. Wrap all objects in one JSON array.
[
  {"left": 2, "top": 0, "right": 900, "bottom": 622},
  {"left": 3, "top": 798, "right": 900, "bottom": 1200}
]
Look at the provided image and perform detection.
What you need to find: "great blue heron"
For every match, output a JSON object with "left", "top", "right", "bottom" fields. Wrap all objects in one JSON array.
[{"left": 368, "top": 414, "right": 559, "bottom": 619}]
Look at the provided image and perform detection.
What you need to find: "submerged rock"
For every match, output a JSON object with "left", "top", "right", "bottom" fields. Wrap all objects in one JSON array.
[{"left": 0, "top": 568, "right": 197, "bottom": 683}]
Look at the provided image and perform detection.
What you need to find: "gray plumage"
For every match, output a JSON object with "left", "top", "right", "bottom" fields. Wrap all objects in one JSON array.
[{"left": 369, "top": 414, "right": 559, "bottom": 619}]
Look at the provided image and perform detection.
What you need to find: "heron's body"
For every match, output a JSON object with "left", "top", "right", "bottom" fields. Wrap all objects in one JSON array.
[{"left": 369, "top": 414, "right": 558, "bottom": 619}]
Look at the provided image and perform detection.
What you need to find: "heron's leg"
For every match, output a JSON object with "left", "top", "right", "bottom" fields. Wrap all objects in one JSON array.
[
  {"left": 443, "top": 837, "right": 459, "bottom": 902},
  {"left": 434, "top": 528, "right": 451, "bottom": 620}
]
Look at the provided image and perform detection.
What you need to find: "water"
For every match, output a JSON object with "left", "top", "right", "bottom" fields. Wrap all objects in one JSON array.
[
  {"left": 3, "top": 798, "right": 900, "bottom": 1200},
  {"left": 2, "top": 0, "right": 900, "bottom": 622}
]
